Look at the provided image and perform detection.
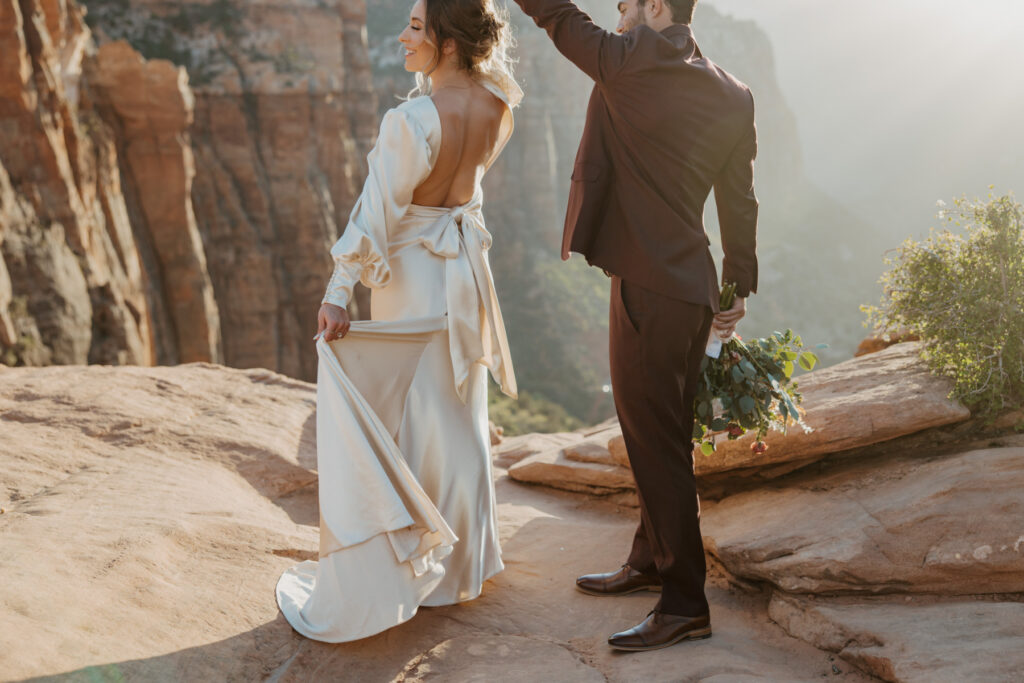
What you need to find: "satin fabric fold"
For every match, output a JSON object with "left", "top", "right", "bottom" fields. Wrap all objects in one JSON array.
[
  {"left": 403, "top": 196, "right": 518, "bottom": 403},
  {"left": 313, "top": 318, "right": 458, "bottom": 569},
  {"left": 276, "top": 318, "right": 460, "bottom": 642}
]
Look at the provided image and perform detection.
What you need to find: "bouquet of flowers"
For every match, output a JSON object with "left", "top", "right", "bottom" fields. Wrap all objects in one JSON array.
[{"left": 693, "top": 282, "right": 822, "bottom": 457}]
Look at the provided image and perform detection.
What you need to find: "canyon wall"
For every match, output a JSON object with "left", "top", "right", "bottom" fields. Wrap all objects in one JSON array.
[
  {"left": 1, "top": 0, "right": 378, "bottom": 379},
  {"left": 83, "top": 0, "right": 378, "bottom": 380},
  {"left": 87, "top": 40, "right": 221, "bottom": 365},
  {"left": 0, "top": 0, "right": 160, "bottom": 367}
]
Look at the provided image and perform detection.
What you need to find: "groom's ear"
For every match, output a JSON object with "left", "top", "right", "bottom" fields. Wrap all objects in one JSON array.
[{"left": 644, "top": 0, "right": 676, "bottom": 29}]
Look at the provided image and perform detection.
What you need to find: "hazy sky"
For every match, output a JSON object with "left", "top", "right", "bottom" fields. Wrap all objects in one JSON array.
[{"left": 703, "top": 0, "right": 1024, "bottom": 237}]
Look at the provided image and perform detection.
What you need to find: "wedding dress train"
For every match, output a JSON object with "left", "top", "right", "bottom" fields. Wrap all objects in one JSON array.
[{"left": 275, "top": 76, "right": 521, "bottom": 643}]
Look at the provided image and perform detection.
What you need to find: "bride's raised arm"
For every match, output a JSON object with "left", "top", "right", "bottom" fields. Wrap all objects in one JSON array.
[{"left": 321, "top": 103, "right": 437, "bottom": 310}]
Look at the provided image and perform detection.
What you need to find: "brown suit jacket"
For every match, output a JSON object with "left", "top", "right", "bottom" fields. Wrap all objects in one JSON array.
[{"left": 514, "top": 0, "right": 759, "bottom": 310}]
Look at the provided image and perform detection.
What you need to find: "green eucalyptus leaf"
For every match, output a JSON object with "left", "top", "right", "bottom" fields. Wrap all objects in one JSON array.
[
  {"left": 711, "top": 417, "right": 730, "bottom": 431},
  {"left": 700, "top": 441, "right": 715, "bottom": 456}
]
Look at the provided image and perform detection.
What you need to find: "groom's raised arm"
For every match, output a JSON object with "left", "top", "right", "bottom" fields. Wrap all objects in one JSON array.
[{"left": 513, "top": 0, "right": 630, "bottom": 84}]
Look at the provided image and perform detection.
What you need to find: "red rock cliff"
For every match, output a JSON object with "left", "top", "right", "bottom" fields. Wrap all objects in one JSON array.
[
  {"left": 0, "top": 0, "right": 159, "bottom": 366},
  {"left": 2, "top": 0, "right": 378, "bottom": 380},
  {"left": 84, "top": 0, "right": 378, "bottom": 380}
]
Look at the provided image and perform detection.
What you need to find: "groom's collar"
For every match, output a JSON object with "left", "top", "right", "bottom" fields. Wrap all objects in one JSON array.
[{"left": 660, "top": 23, "right": 694, "bottom": 45}]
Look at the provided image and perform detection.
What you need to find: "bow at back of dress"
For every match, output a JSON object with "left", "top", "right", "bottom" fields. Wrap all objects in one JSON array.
[{"left": 407, "top": 189, "right": 516, "bottom": 403}]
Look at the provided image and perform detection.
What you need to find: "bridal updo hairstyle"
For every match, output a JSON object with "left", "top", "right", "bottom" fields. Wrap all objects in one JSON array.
[{"left": 424, "top": 0, "right": 509, "bottom": 73}]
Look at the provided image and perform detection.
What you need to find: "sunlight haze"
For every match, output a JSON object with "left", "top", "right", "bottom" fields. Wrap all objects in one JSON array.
[{"left": 704, "top": 0, "right": 1024, "bottom": 237}]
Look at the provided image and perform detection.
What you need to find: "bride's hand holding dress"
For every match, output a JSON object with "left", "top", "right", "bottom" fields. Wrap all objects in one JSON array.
[{"left": 315, "top": 303, "right": 350, "bottom": 342}]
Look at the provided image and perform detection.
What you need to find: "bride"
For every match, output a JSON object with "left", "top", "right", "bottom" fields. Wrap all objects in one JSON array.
[{"left": 275, "top": 0, "right": 522, "bottom": 642}]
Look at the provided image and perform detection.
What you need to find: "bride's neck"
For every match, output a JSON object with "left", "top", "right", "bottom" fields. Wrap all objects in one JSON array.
[{"left": 427, "top": 59, "right": 473, "bottom": 92}]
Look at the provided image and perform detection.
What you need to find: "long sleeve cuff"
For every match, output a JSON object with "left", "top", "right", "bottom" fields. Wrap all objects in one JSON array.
[
  {"left": 732, "top": 284, "right": 754, "bottom": 299},
  {"left": 722, "top": 266, "right": 757, "bottom": 299},
  {"left": 321, "top": 261, "right": 357, "bottom": 310}
]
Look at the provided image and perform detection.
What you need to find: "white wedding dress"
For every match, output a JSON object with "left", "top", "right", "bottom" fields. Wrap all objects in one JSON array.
[{"left": 275, "top": 75, "right": 522, "bottom": 643}]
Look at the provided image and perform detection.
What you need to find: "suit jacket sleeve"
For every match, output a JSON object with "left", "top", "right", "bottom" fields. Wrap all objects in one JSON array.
[
  {"left": 513, "top": 0, "right": 631, "bottom": 83},
  {"left": 714, "top": 93, "right": 759, "bottom": 298},
  {"left": 321, "top": 104, "right": 435, "bottom": 309}
]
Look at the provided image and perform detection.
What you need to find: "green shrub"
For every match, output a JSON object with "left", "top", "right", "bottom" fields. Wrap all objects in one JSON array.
[
  {"left": 488, "top": 384, "right": 583, "bottom": 437},
  {"left": 863, "top": 193, "right": 1024, "bottom": 416}
]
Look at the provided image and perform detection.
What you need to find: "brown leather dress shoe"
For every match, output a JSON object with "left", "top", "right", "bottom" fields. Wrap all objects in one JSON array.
[
  {"left": 608, "top": 610, "right": 712, "bottom": 651},
  {"left": 575, "top": 564, "right": 662, "bottom": 596}
]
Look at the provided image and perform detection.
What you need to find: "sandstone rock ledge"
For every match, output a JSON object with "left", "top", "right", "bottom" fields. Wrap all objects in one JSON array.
[
  {"left": 494, "top": 341, "right": 1024, "bottom": 682},
  {"left": 500, "top": 342, "right": 971, "bottom": 499},
  {"left": 702, "top": 447, "right": 1024, "bottom": 596},
  {"left": 768, "top": 595, "right": 1024, "bottom": 682},
  {"left": 700, "top": 444, "right": 1024, "bottom": 681},
  {"left": 1, "top": 364, "right": 876, "bottom": 682}
]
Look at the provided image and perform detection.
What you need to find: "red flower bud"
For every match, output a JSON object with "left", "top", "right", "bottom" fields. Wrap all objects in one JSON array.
[
  {"left": 751, "top": 441, "right": 768, "bottom": 455},
  {"left": 728, "top": 425, "right": 744, "bottom": 437}
]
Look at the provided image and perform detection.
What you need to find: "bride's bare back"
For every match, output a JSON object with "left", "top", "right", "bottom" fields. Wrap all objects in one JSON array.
[{"left": 412, "top": 80, "right": 506, "bottom": 208}]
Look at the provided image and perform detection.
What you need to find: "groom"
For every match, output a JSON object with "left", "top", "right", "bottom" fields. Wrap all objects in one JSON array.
[{"left": 513, "top": 0, "right": 758, "bottom": 651}]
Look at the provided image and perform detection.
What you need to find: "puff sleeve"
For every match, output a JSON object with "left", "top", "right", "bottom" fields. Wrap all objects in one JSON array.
[{"left": 321, "top": 105, "right": 436, "bottom": 309}]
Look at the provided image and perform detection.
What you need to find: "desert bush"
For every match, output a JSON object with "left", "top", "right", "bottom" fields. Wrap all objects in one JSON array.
[
  {"left": 488, "top": 385, "right": 582, "bottom": 436},
  {"left": 863, "top": 193, "right": 1024, "bottom": 416}
]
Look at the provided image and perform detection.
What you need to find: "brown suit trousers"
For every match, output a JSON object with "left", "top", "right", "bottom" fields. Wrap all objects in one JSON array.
[{"left": 611, "top": 276, "right": 713, "bottom": 616}]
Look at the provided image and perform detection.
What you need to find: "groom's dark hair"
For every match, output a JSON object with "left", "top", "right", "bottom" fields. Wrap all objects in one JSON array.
[{"left": 666, "top": 0, "right": 698, "bottom": 24}]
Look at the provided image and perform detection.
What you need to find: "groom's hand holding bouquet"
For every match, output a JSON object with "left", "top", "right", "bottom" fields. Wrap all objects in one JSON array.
[
  {"left": 711, "top": 289, "right": 746, "bottom": 340},
  {"left": 696, "top": 282, "right": 821, "bottom": 457}
]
